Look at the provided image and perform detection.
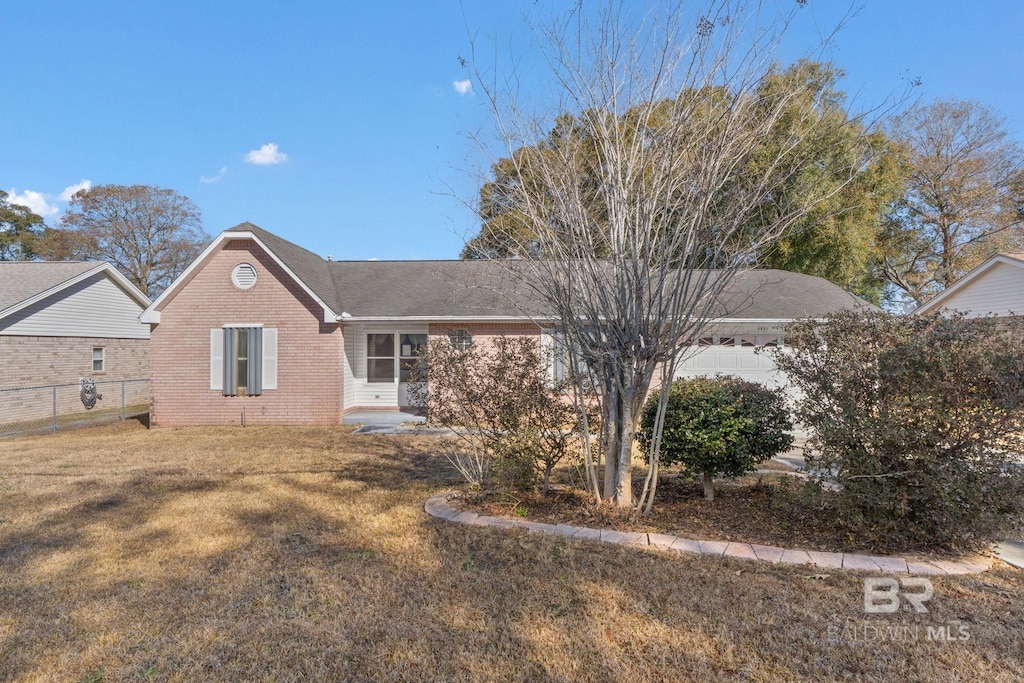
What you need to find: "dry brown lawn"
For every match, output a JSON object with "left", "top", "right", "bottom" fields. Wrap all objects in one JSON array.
[{"left": 0, "top": 421, "right": 1022, "bottom": 682}]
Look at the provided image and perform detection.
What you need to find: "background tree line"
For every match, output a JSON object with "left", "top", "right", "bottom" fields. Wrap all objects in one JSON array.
[
  {"left": 0, "top": 184, "right": 209, "bottom": 298},
  {"left": 462, "top": 60, "right": 1024, "bottom": 309}
]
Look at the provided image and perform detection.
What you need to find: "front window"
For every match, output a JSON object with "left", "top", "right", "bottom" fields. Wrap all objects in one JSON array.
[
  {"left": 92, "top": 347, "right": 105, "bottom": 372},
  {"left": 223, "top": 327, "right": 263, "bottom": 396},
  {"left": 448, "top": 329, "right": 472, "bottom": 351},
  {"left": 367, "top": 333, "right": 395, "bottom": 383},
  {"left": 235, "top": 331, "right": 249, "bottom": 394}
]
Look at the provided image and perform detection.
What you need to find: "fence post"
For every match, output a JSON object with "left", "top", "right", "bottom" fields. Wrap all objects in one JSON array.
[
  {"left": 52, "top": 385, "right": 57, "bottom": 433},
  {"left": 121, "top": 381, "right": 125, "bottom": 421}
]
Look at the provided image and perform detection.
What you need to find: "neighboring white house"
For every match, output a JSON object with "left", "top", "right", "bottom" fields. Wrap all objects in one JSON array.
[
  {"left": 0, "top": 261, "right": 151, "bottom": 422},
  {"left": 914, "top": 253, "right": 1024, "bottom": 318}
]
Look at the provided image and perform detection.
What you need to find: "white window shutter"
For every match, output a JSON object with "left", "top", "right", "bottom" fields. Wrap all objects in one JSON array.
[
  {"left": 540, "top": 328, "right": 555, "bottom": 385},
  {"left": 210, "top": 329, "right": 223, "bottom": 391},
  {"left": 262, "top": 328, "right": 278, "bottom": 390}
]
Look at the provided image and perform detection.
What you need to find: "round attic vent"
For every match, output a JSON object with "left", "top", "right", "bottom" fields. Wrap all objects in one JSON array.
[{"left": 231, "top": 263, "right": 258, "bottom": 289}]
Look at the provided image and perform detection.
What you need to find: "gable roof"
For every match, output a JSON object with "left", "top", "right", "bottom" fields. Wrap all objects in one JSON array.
[
  {"left": 141, "top": 223, "right": 340, "bottom": 323},
  {"left": 143, "top": 222, "right": 873, "bottom": 324},
  {"left": 225, "top": 222, "right": 338, "bottom": 310},
  {"left": 0, "top": 261, "right": 151, "bottom": 323},
  {"left": 914, "top": 253, "right": 1024, "bottom": 315}
]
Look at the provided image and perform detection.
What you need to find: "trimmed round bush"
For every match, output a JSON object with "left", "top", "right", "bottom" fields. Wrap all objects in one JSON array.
[{"left": 637, "top": 376, "right": 793, "bottom": 501}]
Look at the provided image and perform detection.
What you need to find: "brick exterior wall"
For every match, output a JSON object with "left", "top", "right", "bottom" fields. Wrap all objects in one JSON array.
[
  {"left": 150, "top": 240, "right": 343, "bottom": 427},
  {"left": 0, "top": 336, "right": 149, "bottom": 389},
  {"left": 0, "top": 336, "right": 150, "bottom": 423}
]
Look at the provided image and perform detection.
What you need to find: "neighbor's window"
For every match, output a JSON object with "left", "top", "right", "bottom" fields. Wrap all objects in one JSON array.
[
  {"left": 448, "top": 329, "right": 473, "bottom": 351},
  {"left": 399, "top": 334, "right": 428, "bottom": 382},
  {"left": 92, "top": 347, "right": 105, "bottom": 372},
  {"left": 367, "top": 333, "right": 395, "bottom": 383}
]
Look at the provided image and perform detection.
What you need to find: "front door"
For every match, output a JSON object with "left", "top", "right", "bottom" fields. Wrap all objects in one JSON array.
[{"left": 397, "top": 333, "right": 427, "bottom": 407}]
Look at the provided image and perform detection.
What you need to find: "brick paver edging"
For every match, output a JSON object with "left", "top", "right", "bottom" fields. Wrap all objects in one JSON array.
[{"left": 424, "top": 494, "right": 993, "bottom": 575}]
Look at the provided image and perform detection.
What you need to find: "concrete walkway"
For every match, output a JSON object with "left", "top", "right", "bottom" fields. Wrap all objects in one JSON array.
[
  {"left": 424, "top": 493, "right": 995, "bottom": 575},
  {"left": 342, "top": 410, "right": 425, "bottom": 427},
  {"left": 995, "top": 541, "right": 1024, "bottom": 570}
]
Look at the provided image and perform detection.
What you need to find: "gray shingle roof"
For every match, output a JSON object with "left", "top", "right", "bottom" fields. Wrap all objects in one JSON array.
[
  {"left": 0, "top": 261, "right": 102, "bottom": 315},
  {"left": 226, "top": 223, "right": 874, "bottom": 320}
]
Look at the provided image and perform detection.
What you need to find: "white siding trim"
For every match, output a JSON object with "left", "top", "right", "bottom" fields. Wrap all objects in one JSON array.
[
  {"left": 916, "top": 254, "right": 1024, "bottom": 315},
  {"left": 0, "top": 273, "right": 150, "bottom": 339},
  {"left": 0, "top": 263, "right": 150, "bottom": 323}
]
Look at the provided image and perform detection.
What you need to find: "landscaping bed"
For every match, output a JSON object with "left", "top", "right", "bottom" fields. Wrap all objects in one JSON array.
[{"left": 461, "top": 472, "right": 1003, "bottom": 558}]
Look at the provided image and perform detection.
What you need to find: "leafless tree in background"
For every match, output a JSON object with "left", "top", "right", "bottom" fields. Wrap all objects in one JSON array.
[
  {"left": 42, "top": 184, "right": 209, "bottom": 297},
  {"left": 880, "top": 99, "right": 1024, "bottom": 306}
]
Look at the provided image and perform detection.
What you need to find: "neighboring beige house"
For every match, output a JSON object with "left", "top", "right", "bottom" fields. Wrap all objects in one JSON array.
[
  {"left": 0, "top": 262, "right": 151, "bottom": 421},
  {"left": 915, "top": 253, "right": 1024, "bottom": 318},
  {"left": 140, "top": 223, "right": 870, "bottom": 427}
]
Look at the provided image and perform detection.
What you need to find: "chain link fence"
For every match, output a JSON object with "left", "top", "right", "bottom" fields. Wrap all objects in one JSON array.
[{"left": 0, "top": 379, "right": 149, "bottom": 440}]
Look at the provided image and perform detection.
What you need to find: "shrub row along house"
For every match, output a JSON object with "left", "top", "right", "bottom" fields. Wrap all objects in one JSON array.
[
  {"left": 0, "top": 261, "right": 150, "bottom": 423},
  {"left": 140, "top": 223, "right": 870, "bottom": 427}
]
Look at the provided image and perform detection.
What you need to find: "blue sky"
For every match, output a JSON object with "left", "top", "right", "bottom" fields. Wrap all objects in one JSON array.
[{"left": 3, "top": 1, "right": 1023, "bottom": 261}]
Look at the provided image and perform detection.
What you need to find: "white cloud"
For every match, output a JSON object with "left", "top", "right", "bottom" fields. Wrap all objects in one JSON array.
[
  {"left": 6, "top": 188, "right": 58, "bottom": 217},
  {"left": 245, "top": 143, "right": 288, "bottom": 165},
  {"left": 200, "top": 166, "right": 228, "bottom": 183},
  {"left": 59, "top": 179, "right": 92, "bottom": 201},
  {"left": 453, "top": 79, "right": 473, "bottom": 95}
]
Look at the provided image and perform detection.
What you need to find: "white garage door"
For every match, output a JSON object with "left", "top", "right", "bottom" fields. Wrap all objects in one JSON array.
[{"left": 674, "top": 335, "right": 788, "bottom": 391}]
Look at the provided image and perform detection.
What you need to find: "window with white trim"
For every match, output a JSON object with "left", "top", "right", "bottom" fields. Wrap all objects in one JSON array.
[
  {"left": 448, "top": 329, "right": 472, "bottom": 350},
  {"left": 367, "top": 333, "right": 395, "bottom": 383},
  {"left": 92, "top": 347, "right": 105, "bottom": 373},
  {"left": 210, "top": 326, "right": 278, "bottom": 395}
]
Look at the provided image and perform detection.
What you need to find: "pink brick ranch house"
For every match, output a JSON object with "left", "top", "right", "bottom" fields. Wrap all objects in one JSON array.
[{"left": 140, "top": 223, "right": 869, "bottom": 427}]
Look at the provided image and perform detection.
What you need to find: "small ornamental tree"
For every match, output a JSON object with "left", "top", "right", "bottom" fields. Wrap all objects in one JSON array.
[
  {"left": 772, "top": 310, "right": 1024, "bottom": 549},
  {"left": 637, "top": 376, "right": 793, "bottom": 501},
  {"left": 412, "top": 335, "right": 588, "bottom": 493}
]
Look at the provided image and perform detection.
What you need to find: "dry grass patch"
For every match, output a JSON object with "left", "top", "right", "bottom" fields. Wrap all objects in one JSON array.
[{"left": 0, "top": 421, "right": 1021, "bottom": 681}]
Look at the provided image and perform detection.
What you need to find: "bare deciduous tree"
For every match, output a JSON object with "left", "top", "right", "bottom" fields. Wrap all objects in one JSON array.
[
  {"left": 43, "top": 184, "right": 209, "bottom": 297},
  {"left": 466, "top": 0, "right": 881, "bottom": 512},
  {"left": 880, "top": 99, "right": 1024, "bottom": 306}
]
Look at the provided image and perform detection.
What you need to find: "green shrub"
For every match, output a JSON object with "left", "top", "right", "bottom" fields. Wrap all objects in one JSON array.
[
  {"left": 637, "top": 376, "right": 793, "bottom": 501},
  {"left": 772, "top": 310, "right": 1024, "bottom": 550}
]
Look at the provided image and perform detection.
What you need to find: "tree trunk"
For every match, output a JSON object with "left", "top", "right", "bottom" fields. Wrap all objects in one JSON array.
[
  {"left": 703, "top": 472, "right": 715, "bottom": 502},
  {"left": 603, "top": 382, "right": 619, "bottom": 501},
  {"left": 612, "top": 389, "right": 635, "bottom": 508}
]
